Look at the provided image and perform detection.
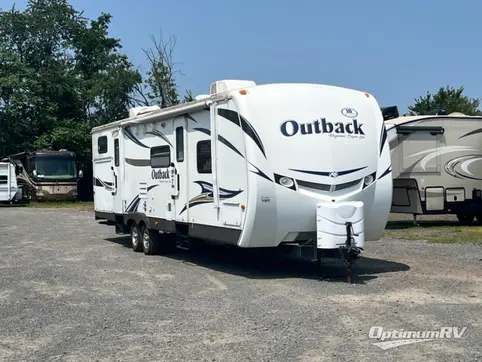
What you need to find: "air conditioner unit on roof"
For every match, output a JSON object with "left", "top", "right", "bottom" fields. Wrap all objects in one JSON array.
[{"left": 209, "top": 80, "right": 256, "bottom": 95}]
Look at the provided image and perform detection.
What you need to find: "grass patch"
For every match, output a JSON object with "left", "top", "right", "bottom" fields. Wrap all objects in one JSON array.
[
  {"left": 385, "top": 213, "right": 482, "bottom": 244},
  {"left": 28, "top": 200, "right": 94, "bottom": 210}
]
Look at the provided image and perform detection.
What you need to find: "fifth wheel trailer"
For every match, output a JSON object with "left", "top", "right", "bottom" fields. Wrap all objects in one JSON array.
[
  {"left": 92, "top": 80, "right": 393, "bottom": 277},
  {"left": 384, "top": 110, "right": 482, "bottom": 225}
]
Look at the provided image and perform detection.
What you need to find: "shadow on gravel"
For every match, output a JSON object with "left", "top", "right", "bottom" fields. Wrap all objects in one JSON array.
[{"left": 104, "top": 236, "right": 410, "bottom": 284}]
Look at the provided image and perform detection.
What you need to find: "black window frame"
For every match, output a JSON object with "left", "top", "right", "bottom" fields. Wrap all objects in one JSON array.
[
  {"left": 98, "top": 136, "right": 108, "bottom": 154},
  {"left": 176, "top": 126, "right": 184, "bottom": 162},
  {"left": 197, "top": 140, "right": 212, "bottom": 174},
  {"left": 150, "top": 145, "right": 171, "bottom": 168},
  {"left": 114, "top": 138, "right": 119, "bottom": 166}
]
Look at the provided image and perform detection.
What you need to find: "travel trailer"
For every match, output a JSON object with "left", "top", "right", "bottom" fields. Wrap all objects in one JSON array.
[
  {"left": 2, "top": 149, "right": 83, "bottom": 201},
  {"left": 384, "top": 108, "right": 482, "bottom": 225},
  {"left": 92, "top": 80, "right": 393, "bottom": 279},
  {"left": 0, "top": 161, "right": 28, "bottom": 204}
]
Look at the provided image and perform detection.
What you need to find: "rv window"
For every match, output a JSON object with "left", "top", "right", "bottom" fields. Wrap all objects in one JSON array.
[
  {"left": 114, "top": 139, "right": 119, "bottom": 166},
  {"left": 150, "top": 146, "right": 170, "bottom": 168},
  {"left": 98, "top": 136, "right": 108, "bottom": 154},
  {"left": 0, "top": 175, "right": 7, "bottom": 184},
  {"left": 197, "top": 140, "right": 211, "bottom": 173},
  {"left": 176, "top": 127, "right": 184, "bottom": 162}
]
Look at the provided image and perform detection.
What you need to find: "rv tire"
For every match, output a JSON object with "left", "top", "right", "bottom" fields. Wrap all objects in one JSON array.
[
  {"left": 141, "top": 225, "right": 157, "bottom": 255},
  {"left": 130, "top": 223, "right": 143, "bottom": 252},
  {"left": 456, "top": 213, "right": 474, "bottom": 225}
]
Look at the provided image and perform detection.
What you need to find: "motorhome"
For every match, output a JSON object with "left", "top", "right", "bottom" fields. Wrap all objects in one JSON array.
[
  {"left": 91, "top": 80, "right": 393, "bottom": 276},
  {"left": 384, "top": 108, "right": 482, "bottom": 225},
  {"left": 0, "top": 160, "right": 27, "bottom": 204},
  {"left": 2, "top": 149, "right": 83, "bottom": 201}
]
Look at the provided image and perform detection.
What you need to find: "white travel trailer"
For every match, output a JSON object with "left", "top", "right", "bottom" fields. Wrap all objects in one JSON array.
[
  {"left": 0, "top": 161, "right": 21, "bottom": 204},
  {"left": 92, "top": 80, "right": 393, "bottom": 279},
  {"left": 384, "top": 107, "right": 482, "bottom": 225}
]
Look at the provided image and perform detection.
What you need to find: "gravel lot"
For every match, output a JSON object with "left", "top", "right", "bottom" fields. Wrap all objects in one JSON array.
[{"left": 0, "top": 207, "right": 481, "bottom": 362}]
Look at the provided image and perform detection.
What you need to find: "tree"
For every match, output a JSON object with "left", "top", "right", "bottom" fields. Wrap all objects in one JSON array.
[
  {"left": 0, "top": 0, "right": 142, "bottom": 172},
  {"left": 407, "top": 85, "right": 482, "bottom": 116},
  {"left": 132, "top": 30, "right": 194, "bottom": 109}
]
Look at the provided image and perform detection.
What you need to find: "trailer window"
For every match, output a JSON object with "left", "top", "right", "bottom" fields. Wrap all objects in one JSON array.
[
  {"left": 176, "top": 127, "right": 184, "bottom": 162},
  {"left": 114, "top": 139, "right": 119, "bottom": 166},
  {"left": 0, "top": 175, "right": 7, "bottom": 184},
  {"left": 197, "top": 140, "right": 211, "bottom": 173},
  {"left": 150, "top": 146, "right": 170, "bottom": 168},
  {"left": 98, "top": 136, "right": 108, "bottom": 154}
]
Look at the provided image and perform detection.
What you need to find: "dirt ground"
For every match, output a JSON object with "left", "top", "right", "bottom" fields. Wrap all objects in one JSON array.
[{"left": 0, "top": 207, "right": 480, "bottom": 361}]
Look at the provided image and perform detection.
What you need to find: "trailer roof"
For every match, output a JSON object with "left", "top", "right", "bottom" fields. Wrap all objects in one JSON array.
[
  {"left": 91, "top": 93, "right": 228, "bottom": 133},
  {"left": 385, "top": 114, "right": 482, "bottom": 125}
]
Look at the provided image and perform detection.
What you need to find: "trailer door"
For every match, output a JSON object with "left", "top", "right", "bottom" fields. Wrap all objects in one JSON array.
[
  {"left": 172, "top": 116, "right": 188, "bottom": 222},
  {"left": 93, "top": 132, "right": 116, "bottom": 215}
]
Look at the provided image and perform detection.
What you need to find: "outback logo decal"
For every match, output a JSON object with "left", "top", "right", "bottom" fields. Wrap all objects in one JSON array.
[
  {"left": 341, "top": 108, "right": 358, "bottom": 118},
  {"left": 280, "top": 118, "right": 365, "bottom": 139},
  {"left": 151, "top": 168, "right": 171, "bottom": 182}
]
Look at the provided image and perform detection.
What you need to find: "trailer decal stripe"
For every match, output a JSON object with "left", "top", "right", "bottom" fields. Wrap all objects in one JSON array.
[
  {"left": 179, "top": 181, "right": 243, "bottom": 214},
  {"left": 94, "top": 177, "right": 115, "bottom": 191},
  {"left": 146, "top": 129, "right": 173, "bottom": 147},
  {"left": 125, "top": 185, "right": 160, "bottom": 213},
  {"left": 458, "top": 128, "right": 482, "bottom": 139},
  {"left": 124, "top": 127, "right": 149, "bottom": 148},
  {"left": 217, "top": 108, "right": 266, "bottom": 159},
  {"left": 125, "top": 158, "right": 151, "bottom": 167},
  {"left": 380, "top": 125, "right": 387, "bottom": 156},
  {"left": 378, "top": 166, "right": 391, "bottom": 180},
  {"left": 289, "top": 166, "right": 367, "bottom": 177},
  {"left": 248, "top": 162, "right": 273, "bottom": 182},
  {"left": 193, "top": 127, "right": 245, "bottom": 158}
]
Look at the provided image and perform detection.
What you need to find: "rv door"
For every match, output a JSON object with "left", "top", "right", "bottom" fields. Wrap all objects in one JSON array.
[{"left": 172, "top": 116, "right": 188, "bottom": 222}]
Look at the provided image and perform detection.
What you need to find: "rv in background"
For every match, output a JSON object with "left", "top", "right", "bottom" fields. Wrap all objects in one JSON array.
[
  {"left": 91, "top": 79, "right": 392, "bottom": 275},
  {"left": 0, "top": 160, "right": 28, "bottom": 204},
  {"left": 2, "top": 149, "right": 83, "bottom": 202},
  {"left": 383, "top": 106, "right": 482, "bottom": 225}
]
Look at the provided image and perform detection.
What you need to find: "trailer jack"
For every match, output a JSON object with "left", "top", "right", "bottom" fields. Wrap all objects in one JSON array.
[{"left": 317, "top": 221, "right": 362, "bottom": 283}]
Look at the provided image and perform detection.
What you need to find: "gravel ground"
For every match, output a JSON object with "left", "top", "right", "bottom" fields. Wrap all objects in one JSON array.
[{"left": 0, "top": 207, "right": 481, "bottom": 362}]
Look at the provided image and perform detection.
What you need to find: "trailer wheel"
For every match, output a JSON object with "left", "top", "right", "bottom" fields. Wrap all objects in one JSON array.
[
  {"left": 456, "top": 213, "right": 474, "bottom": 225},
  {"left": 130, "top": 223, "right": 143, "bottom": 252},
  {"left": 141, "top": 225, "right": 157, "bottom": 255}
]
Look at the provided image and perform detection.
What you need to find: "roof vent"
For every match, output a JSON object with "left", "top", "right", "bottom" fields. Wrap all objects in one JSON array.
[
  {"left": 209, "top": 80, "right": 256, "bottom": 95},
  {"left": 129, "top": 105, "right": 161, "bottom": 118},
  {"left": 448, "top": 112, "right": 466, "bottom": 116}
]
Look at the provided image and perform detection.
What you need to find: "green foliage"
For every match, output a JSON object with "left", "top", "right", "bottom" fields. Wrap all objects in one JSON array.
[
  {"left": 408, "top": 85, "right": 482, "bottom": 116},
  {"left": 0, "top": 0, "right": 141, "bottom": 163}
]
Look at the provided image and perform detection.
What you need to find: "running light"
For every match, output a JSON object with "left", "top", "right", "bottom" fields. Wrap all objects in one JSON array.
[{"left": 279, "top": 177, "right": 294, "bottom": 188}]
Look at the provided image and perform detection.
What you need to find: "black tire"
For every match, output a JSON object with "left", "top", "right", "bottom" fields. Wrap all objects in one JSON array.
[
  {"left": 130, "top": 223, "right": 143, "bottom": 252},
  {"left": 475, "top": 214, "right": 482, "bottom": 225},
  {"left": 456, "top": 213, "right": 474, "bottom": 225},
  {"left": 141, "top": 224, "right": 157, "bottom": 255}
]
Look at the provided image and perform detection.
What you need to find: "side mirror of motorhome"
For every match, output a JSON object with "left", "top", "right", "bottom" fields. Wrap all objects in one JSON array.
[
  {"left": 32, "top": 170, "right": 37, "bottom": 177},
  {"left": 78, "top": 170, "right": 83, "bottom": 178}
]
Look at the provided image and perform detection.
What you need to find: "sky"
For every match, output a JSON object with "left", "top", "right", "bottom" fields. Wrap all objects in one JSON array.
[{"left": 6, "top": 0, "right": 482, "bottom": 113}]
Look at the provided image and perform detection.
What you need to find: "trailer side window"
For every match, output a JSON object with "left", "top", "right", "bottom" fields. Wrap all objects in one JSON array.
[
  {"left": 98, "top": 136, "right": 108, "bottom": 154},
  {"left": 150, "top": 146, "right": 170, "bottom": 168},
  {"left": 114, "top": 139, "right": 119, "bottom": 166},
  {"left": 197, "top": 140, "right": 211, "bottom": 173},
  {"left": 0, "top": 175, "right": 7, "bottom": 184},
  {"left": 176, "top": 127, "right": 184, "bottom": 162}
]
